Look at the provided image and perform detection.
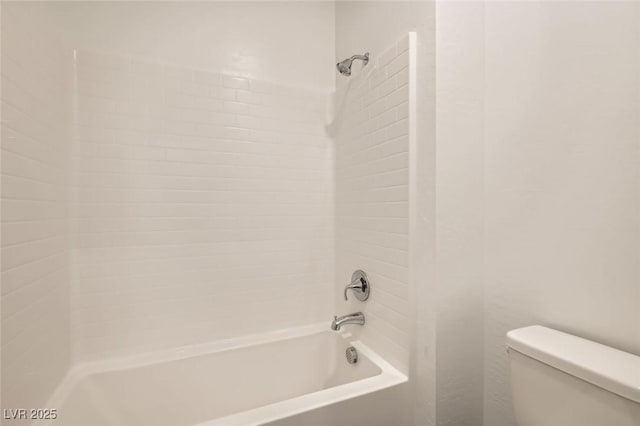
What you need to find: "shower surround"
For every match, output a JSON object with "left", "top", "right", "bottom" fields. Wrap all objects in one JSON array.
[
  {"left": 70, "top": 52, "right": 334, "bottom": 362},
  {"left": 40, "top": 35, "right": 415, "bottom": 426},
  {"left": 335, "top": 35, "right": 414, "bottom": 375},
  {"left": 1, "top": 1, "right": 418, "bottom": 424}
]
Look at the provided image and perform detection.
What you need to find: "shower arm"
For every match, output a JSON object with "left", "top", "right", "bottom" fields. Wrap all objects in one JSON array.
[{"left": 349, "top": 53, "right": 369, "bottom": 66}]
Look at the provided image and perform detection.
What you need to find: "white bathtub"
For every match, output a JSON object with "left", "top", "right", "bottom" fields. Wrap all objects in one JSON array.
[{"left": 45, "top": 324, "right": 407, "bottom": 426}]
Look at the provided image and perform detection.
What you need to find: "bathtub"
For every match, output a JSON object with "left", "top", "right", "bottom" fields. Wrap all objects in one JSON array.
[{"left": 44, "top": 324, "right": 407, "bottom": 426}]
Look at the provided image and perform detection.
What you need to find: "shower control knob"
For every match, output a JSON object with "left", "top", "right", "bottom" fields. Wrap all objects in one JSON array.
[{"left": 343, "top": 270, "right": 370, "bottom": 302}]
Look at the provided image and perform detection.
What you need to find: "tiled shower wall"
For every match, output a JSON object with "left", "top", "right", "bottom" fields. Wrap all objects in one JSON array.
[
  {"left": 71, "top": 52, "right": 334, "bottom": 361},
  {"left": 335, "top": 35, "right": 412, "bottom": 374},
  {"left": 1, "top": 2, "right": 72, "bottom": 409}
]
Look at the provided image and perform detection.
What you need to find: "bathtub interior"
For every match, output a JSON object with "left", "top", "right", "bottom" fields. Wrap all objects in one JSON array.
[{"left": 49, "top": 329, "right": 392, "bottom": 426}]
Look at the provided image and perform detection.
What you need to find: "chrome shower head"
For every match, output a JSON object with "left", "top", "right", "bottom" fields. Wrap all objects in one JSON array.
[{"left": 336, "top": 53, "right": 369, "bottom": 76}]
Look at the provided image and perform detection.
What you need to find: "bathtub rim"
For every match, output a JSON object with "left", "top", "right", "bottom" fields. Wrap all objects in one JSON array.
[
  {"left": 43, "top": 322, "right": 407, "bottom": 426},
  {"left": 195, "top": 338, "right": 407, "bottom": 426}
]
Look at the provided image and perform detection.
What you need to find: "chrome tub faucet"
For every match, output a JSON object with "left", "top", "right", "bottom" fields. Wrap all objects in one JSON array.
[{"left": 331, "top": 312, "right": 365, "bottom": 331}]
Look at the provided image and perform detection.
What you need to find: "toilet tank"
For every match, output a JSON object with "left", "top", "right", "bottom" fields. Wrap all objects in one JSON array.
[{"left": 506, "top": 326, "right": 640, "bottom": 426}]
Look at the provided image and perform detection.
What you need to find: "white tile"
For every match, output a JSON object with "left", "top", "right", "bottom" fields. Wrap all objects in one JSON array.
[
  {"left": 223, "top": 101, "right": 250, "bottom": 115},
  {"left": 335, "top": 35, "right": 413, "bottom": 377},
  {"left": 1, "top": 4, "right": 71, "bottom": 411},
  {"left": 222, "top": 76, "right": 250, "bottom": 90},
  {"left": 67, "top": 51, "right": 334, "bottom": 363}
]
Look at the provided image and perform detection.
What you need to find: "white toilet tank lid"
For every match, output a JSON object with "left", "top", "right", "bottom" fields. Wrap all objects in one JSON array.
[{"left": 506, "top": 325, "right": 640, "bottom": 403}]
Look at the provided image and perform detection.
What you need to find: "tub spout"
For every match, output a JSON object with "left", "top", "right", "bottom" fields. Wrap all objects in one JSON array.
[{"left": 331, "top": 312, "right": 365, "bottom": 331}]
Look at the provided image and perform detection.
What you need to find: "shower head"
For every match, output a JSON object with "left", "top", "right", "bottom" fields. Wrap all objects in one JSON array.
[{"left": 336, "top": 53, "right": 369, "bottom": 76}]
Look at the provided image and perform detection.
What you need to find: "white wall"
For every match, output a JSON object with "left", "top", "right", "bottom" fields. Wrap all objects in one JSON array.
[
  {"left": 0, "top": 0, "right": 339, "bottom": 363},
  {"left": 70, "top": 52, "right": 334, "bottom": 361},
  {"left": 483, "top": 2, "right": 640, "bottom": 425},
  {"left": 1, "top": 0, "right": 337, "bottom": 404},
  {"left": 434, "top": 2, "right": 640, "bottom": 425},
  {"left": 51, "top": 1, "right": 335, "bottom": 92},
  {"left": 432, "top": 3, "right": 640, "bottom": 426},
  {"left": 334, "top": 34, "right": 412, "bottom": 373},
  {"left": 335, "top": 3, "right": 436, "bottom": 425},
  {"left": 435, "top": 2, "right": 485, "bottom": 425},
  {"left": 1, "top": 1, "right": 72, "bottom": 409}
]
